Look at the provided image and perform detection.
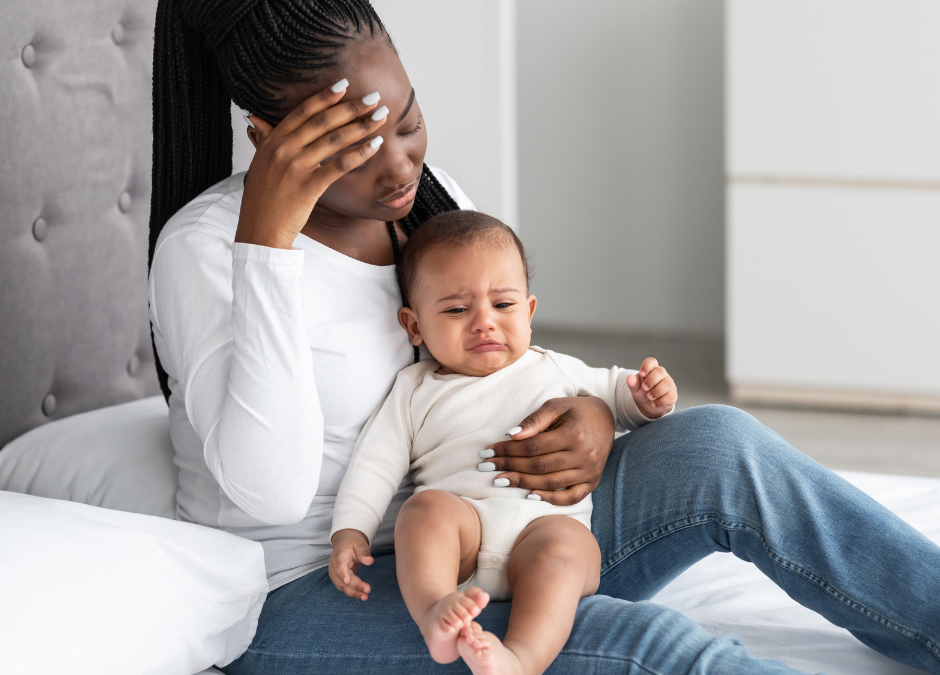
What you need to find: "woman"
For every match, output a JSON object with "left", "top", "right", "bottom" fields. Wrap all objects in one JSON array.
[{"left": 149, "top": 1, "right": 940, "bottom": 673}]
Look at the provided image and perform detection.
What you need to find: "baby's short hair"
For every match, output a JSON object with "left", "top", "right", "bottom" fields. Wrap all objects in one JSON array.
[{"left": 397, "top": 210, "right": 531, "bottom": 308}]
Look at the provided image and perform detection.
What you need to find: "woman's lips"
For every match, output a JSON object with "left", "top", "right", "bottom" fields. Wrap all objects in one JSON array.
[
  {"left": 378, "top": 183, "right": 418, "bottom": 210},
  {"left": 468, "top": 342, "right": 507, "bottom": 353}
]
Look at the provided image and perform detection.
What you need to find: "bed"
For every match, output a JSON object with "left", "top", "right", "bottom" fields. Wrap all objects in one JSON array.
[{"left": 0, "top": 1, "right": 934, "bottom": 674}]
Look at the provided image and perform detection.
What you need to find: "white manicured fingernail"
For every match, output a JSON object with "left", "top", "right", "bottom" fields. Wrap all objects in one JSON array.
[
  {"left": 478, "top": 462, "right": 496, "bottom": 472},
  {"left": 505, "top": 426, "right": 523, "bottom": 436},
  {"left": 494, "top": 478, "right": 511, "bottom": 488},
  {"left": 479, "top": 449, "right": 495, "bottom": 459},
  {"left": 370, "top": 136, "right": 384, "bottom": 149},
  {"left": 242, "top": 113, "right": 255, "bottom": 129},
  {"left": 331, "top": 78, "right": 349, "bottom": 93},
  {"left": 371, "top": 105, "right": 389, "bottom": 121},
  {"left": 527, "top": 494, "right": 542, "bottom": 501},
  {"left": 362, "top": 92, "right": 381, "bottom": 106}
]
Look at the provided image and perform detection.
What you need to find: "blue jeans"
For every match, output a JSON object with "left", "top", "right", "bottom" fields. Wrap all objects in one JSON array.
[{"left": 221, "top": 406, "right": 940, "bottom": 674}]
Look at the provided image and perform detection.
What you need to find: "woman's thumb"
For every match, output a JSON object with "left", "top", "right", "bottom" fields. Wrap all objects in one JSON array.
[{"left": 509, "top": 399, "right": 564, "bottom": 440}]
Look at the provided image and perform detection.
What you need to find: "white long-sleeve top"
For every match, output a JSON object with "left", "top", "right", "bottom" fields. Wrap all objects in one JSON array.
[
  {"left": 148, "top": 167, "right": 474, "bottom": 590},
  {"left": 331, "top": 348, "right": 657, "bottom": 545}
]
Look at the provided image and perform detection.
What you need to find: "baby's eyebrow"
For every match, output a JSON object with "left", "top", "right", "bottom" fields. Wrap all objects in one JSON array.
[
  {"left": 436, "top": 287, "right": 522, "bottom": 303},
  {"left": 437, "top": 291, "right": 471, "bottom": 302}
]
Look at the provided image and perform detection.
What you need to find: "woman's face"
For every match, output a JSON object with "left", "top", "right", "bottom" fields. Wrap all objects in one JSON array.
[{"left": 272, "top": 37, "right": 428, "bottom": 224}]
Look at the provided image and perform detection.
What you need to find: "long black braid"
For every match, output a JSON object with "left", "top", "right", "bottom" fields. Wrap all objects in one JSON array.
[{"left": 150, "top": 0, "right": 458, "bottom": 403}]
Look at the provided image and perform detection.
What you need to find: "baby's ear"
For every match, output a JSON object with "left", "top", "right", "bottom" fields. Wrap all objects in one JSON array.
[
  {"left": 398, "top": 307, "right": 424, "bottom": 346},
  {"left": 526, "top": 294, "right": 537, "bottom": 323}
]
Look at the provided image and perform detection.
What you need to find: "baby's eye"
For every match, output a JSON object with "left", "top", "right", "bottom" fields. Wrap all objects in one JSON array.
[
  {"left": 494, "top": 302, "right": 514, "bottom": 309},
  {"left": 445, "top": 307, "right": 467, "bottom": 315}
]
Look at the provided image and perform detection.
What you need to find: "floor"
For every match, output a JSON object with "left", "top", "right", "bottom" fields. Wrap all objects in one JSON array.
[{"left": 532, "top": 327, "right": 940, "bottom": 478}]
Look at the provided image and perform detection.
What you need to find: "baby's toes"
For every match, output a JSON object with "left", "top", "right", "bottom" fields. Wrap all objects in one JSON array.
[{"left": 463, "top": 587, "right": 491, "bottom": 611}]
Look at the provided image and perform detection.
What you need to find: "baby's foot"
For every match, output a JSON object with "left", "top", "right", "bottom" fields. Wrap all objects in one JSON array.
[
  {"left": 457, "top": 621, "right": 526, "bottom": 675},
  {"left": 419, "top": 587, "right": 490, "bottom": 663}
]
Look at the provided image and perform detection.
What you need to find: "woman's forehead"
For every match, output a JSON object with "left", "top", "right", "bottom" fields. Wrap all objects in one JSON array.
[{"left": 277, "top": 39, "right": 413, "bottom": 116}]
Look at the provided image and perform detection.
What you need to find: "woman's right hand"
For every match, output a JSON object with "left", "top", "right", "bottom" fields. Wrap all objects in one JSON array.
[{"left": 236, "top": 79, "right": 388, "bottom": 250}]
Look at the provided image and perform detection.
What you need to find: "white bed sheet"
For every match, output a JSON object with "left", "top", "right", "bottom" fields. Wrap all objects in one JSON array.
[{"left": 650, "top": 470, "right": 938, "bottom": 675}]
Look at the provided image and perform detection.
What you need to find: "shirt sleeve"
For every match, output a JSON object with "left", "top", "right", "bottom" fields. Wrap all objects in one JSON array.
[
  {"left": 149, "top": 224, "right": 323, "bottom": 526},
  {"left": 330, "top": 369, "right": 419, "bottom": 545},
  {"left": 543, "top": 350, "right": 671, "bottom": 432}
]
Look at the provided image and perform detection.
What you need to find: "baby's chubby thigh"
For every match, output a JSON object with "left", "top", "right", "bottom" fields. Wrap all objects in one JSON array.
[
  {"left": 466, "top": 496, "right": 598, "bottom": 601},
  {"left": 394, "top": 488, "right": 483, "bottom": 585}
]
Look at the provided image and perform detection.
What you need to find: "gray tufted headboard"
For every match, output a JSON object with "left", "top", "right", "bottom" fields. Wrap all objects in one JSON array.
[{"left": 0, "top": 0, "right": 162, "bottom": 448}]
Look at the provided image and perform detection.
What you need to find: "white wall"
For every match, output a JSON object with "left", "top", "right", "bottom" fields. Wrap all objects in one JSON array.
[
  {"left": 233, "top": 0, "right": 518, "bottom": 227},
  {"left": 517, "top": 0, "right": 725, "bottom": 336},
  {"left": 726, "top": 0, "right": 940, "bottom": 412}
]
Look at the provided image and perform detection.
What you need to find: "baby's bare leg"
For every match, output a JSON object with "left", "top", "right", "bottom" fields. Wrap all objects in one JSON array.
[
  {"left": 458, "top": 515, "right": 600, "bottom": 675},
  {"left": 394, "top": 490, "right": 489, "bottom": 664}
]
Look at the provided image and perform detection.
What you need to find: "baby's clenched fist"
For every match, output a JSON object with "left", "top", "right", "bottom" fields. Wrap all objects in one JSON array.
[{"left": 626, "top": 357, "right": 677, "bottom": 419}]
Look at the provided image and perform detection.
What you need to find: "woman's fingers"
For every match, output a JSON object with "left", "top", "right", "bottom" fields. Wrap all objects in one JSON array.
[
  {"left": 526, "top": 483, "right": 594, "bottom": 507},
  {"left": 482, "top": 449, "right": 575, "bottom": 475},
  {"left": 312, "top": 137, "right": 385, "bottom": 185},
  {"left": 494, "top": 468, "right": 583, "bottom": 493},
  {"left": 292, "top": 96, "right": 385, "bottom": 153},
  {"left": 275, "top": 78, "right": 350, "bottom": 136},
  {"left": 300, "top": 110, "right": 388, "bottom": 172},
  {"left": 490, "top": 397, "right": 572, "bottom": 443},
  {"left": 486, "top": 423, "right": 571, "bottom": 459}
]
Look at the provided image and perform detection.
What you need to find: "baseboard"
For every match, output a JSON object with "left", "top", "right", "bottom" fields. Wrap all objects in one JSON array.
[{"left": 731, "top": 383, "right": 940, "bottom": 417}]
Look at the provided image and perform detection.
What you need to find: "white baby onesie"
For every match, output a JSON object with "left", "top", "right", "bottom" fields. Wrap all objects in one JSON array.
[{"left": 331, "top": 347, "right": 659, "bottom": 600}]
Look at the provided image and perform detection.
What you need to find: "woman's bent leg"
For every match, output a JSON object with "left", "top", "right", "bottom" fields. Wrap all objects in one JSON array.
[
  {"left": 221, "top": 554, "right": 809, "bottom": 675},
  {"left": 593, "top": 404, "right": 940, "bottom": 673}
]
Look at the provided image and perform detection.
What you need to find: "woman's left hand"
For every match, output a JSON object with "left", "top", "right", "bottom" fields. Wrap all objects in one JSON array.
[{"left": 483, "top": 396, "right": 615, "bottom": 505}]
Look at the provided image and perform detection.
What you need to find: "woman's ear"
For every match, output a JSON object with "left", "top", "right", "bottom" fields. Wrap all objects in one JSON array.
[
  {"left": 399, "top": 307, "right": 424, "bottom": 346},
  {"left": 526, "top": 294, "right": 537, "bottom": 323}
]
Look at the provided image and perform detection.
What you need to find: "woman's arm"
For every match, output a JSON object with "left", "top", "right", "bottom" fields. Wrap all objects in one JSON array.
[
  {"left": 151, "top": 83, "right": 390, "bottom": 525},
  {"left": 151, "top": 227, "right": 322, "bottom": 526}
]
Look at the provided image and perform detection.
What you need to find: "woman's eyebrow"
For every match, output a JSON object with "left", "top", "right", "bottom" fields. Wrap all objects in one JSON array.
[{"left": 397, "top": 88, "right": 416, "bottom": 124}]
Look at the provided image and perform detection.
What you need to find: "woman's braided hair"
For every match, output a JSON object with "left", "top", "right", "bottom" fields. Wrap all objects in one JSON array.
[{"left": 150, "top": 0, "right": 459, "bottom": 402}]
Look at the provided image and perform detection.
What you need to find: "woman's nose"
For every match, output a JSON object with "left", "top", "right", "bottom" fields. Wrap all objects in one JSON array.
[{"left": 377, "top": 139, "right": 416, "bottom": 188}]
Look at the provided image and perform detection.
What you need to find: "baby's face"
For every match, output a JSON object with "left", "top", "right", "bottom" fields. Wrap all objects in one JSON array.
[{"left": 399, "top": 241, "right": 537, "bottom": 377}]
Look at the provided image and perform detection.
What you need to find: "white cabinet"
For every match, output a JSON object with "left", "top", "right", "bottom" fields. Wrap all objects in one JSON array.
[{"left": 726, "top": 0, "right": 940, "bottom": 413}]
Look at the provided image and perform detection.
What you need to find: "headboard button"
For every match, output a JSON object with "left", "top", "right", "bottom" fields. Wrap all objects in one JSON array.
[
  {"left": 41, "top": 393, "right": 56, "bottom": 417},
  {"left": 118, "top": 191, "right": 132, "bottom": 212},
  {"left": 32, "top": 217, "right": 48, "bottom": 242},
  {"left": 127, "top": 355, "right": 141, "bottom": 376},
  {"left": 22, "top": 44, "right": 36, "bottom": 68},
  {"left": 112, "top": 23, "right": 125, "bottom": 45}
]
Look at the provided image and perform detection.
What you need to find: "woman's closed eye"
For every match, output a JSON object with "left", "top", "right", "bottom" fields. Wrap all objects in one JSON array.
[
  {"left": 350, "top": 117, "right": 424, "bottom": 174},
  {"left": 401, "top": 115, "right": 423, "bottom": 138}
]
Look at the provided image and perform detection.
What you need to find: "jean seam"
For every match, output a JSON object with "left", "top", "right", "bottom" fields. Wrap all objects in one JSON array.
[{"left": 600, "top": 512, "right": 940, "bottom": 666}]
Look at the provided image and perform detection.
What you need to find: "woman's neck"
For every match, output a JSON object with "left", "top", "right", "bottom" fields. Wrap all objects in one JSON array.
[{"left": 302, "top": 207, "right": 406, "bottom": 266}]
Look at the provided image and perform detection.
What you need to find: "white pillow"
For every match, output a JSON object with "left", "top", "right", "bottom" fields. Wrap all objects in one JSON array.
[
  {"left": 0, "top": 396, "right": 178, "bottom": 518},
  {"left": 0, "top": 490, "right": 267, "bottom": 674}
]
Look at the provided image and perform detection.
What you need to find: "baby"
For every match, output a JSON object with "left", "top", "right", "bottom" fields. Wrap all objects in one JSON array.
[{"left": 329, "top": 210, "right": 678, "bottom": 675}]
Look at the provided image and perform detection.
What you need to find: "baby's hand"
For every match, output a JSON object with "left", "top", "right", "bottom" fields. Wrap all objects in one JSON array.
[
  {"left": 329, "top": 529, "right": 374, "bottom": 601},
  {"left": 626, "top": 357, "right": 677, "bottom": 419}
]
